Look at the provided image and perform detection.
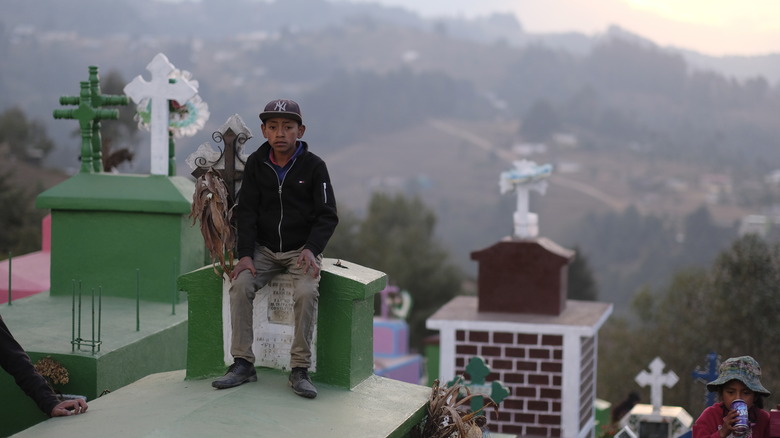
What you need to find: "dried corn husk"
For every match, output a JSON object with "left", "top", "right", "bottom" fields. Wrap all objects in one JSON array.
[{"left": 190, "top": 168, "right": 235, "bottom": 276}]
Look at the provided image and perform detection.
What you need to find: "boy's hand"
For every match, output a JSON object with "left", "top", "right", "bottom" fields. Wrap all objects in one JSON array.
[
  {"left": 297, "top": 249, "right": 320, "bottom": 277},
  {"left": 231, "top": 256, "right": 256, "bottom": 279}
]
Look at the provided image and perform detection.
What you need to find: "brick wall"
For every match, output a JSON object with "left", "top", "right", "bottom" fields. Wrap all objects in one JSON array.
[{"left": 454, "top": 329, "right": 564, "bottom": 437}]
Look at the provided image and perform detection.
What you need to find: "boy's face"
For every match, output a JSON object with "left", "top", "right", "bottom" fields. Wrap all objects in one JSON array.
[{"left": 261, "top": 117, "right": 305, "bottom": 156}]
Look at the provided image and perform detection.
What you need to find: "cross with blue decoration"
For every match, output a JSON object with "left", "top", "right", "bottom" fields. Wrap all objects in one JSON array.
[{"left": 692, "top": 352, "right": 719, "bottom": 407}]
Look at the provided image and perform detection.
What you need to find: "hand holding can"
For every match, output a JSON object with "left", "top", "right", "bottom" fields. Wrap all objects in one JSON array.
[{"left": 731, "top": 399, "right": 749, "bottom": 436}]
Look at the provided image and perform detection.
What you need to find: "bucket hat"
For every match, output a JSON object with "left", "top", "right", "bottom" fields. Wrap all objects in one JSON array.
[{"left": 706, "top": 356, "right": 770, "bottom": 396}]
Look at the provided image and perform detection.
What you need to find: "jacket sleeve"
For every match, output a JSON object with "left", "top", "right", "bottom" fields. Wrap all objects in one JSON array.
[
  {"left": 692, "top": 405, "right": 725, "bottom": 438},
  {"left": 0, "top": 316, "right": 60, "bottom": 416},
  {"left": 304, "top": 160, "right": 338, "bottom": 256},
  {"left": 235, "top": 153, "right": 261, "bottom": 259}
]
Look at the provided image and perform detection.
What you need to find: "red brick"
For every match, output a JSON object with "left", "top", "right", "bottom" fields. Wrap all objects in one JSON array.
[
  {"left": 493, "top": 332, "right": 514, "bottom": 344},
  {"left": 455, "top": 357, "right": 464, "bottom": 368},
  {"left": 504, "top": 373, "right": 525, "bottom": 384},
  {"left": 456, "top": 330, "right": 466, "bottom": 341},
  {"left": 513, "top": 413, "right": 536, "bottom": 423},
  {"left": 481, "top": 346, "right": 502, "bottom": 357},
  {"left": 515, "top": 386, "right": 536, "bottom": 397},
  {"left": 505, "top": 347, "right": 526, "bottom": 358},
  {"left": 517, "top": 333, "right": 538, "bottom": 345},
  {"left": 528, "top": 426, "right": 550, "bottom": 436},
  {"left": 551, "top": 427, "right": 562, "bottom": 437},
  {"left": 516, "top": 360, "right": 537, "bottom": 371},
  {"left": 496, "top": 411, "right": 512, "bottom": 422},
  {"left": 503, "top": 425, "right": 525, "bottom": 434},
  {"left": 552, "top": 375, "right": 562, "bottom": 386},
  {"left": 529, "top": 374, "right": 549, "bottom": 385},
  {"left": 541, "top": 362, "right": 562, "bottom": 373},
  {"left": 553, "top": 349, "right": 563, "bottom": 360},
  {"left": 542, "top": 334, "right": 563, "bottom": 346},
  {"left": 540, "top": 388, "right": 562, "bottom": 399},
  {"left": 528, "top": 400, "right": 549, "bottom": 411},
  {"left": 469, "top": 331, "right": 490, "bottom": 342},
  {"left": 504, "top": 399, "right": 524, "bottom": 410},
  {"left": 529, "top": 348, "right": 551, "bottom": 359},
  {"left": 493, "top": 359, "right": 513, "bottom": 370},
  {"left": 539, "top": 414, "right": 562, "bottom": 425},
  {"left": 456, "top": 345, "right": 478, "bottom": 355}
]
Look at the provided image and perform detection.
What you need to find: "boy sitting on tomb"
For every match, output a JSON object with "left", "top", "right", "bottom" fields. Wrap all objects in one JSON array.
[{"left": 211, "top": 99, "right": 338, "bottom": 399}]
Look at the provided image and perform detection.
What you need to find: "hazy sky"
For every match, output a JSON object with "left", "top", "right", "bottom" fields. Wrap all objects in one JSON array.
[{"left": 334, "top": 0, "right": 780, "bottom": 56}]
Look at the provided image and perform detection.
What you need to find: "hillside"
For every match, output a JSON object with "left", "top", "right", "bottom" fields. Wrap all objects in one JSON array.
[{"left": 1, "top": 0, "right": 779, "bottom": 314}]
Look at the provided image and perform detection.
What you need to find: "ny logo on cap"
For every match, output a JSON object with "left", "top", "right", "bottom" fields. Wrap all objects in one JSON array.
[{"left": 274, "top": 101, "right": 288, "bottom": 112}]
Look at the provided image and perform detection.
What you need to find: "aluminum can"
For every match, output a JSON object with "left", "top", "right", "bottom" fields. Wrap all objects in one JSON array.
[{"left": 732, "top": 399, "right": 749, "bottom": 435}]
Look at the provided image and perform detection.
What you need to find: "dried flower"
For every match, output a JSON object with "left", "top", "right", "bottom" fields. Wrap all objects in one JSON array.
[{"left": 33, "top": 356, "right": 69, "bottom": 386}]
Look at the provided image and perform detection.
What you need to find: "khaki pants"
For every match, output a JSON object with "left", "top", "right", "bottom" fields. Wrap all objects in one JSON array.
[{"left": 229, "top": 245, "right": 320, "bottom": 369}]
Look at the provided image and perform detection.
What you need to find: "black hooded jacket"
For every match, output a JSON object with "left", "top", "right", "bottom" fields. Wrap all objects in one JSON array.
[{"left": 235, "top": 140, "right": 338, "bottom": 258}]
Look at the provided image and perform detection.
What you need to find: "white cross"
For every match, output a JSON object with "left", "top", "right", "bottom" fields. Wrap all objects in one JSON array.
[
  {"left": 635, "top": 357, "right": 679, "bottom": 414},
  {"left": 124, "top": 53, "right": 198, "bottom": 175}
]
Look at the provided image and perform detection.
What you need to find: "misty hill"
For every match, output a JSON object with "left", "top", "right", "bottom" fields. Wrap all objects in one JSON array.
[{"left": 1, "top": 0, "right": 780, "bottom": 314}]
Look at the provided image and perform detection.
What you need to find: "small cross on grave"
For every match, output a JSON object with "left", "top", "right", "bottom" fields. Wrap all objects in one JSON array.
[
  {"left": 54, "top": 65, "right": 128, "bottom": 173},
  {"left": 692, "top": 352, "right": 719, "bottom": 407},
  {"left": 186, "top": 114, "right": 252, "bottom": 203},
  {"left": 448, "top": 356, "right": 510, "bottom": 416},
  {"left": 499, "top": 159, "right": 553, "bottom": 239},
  {"left": 635, "top": 357, "right": 679, "bottom": 415},
  {"left": 124, "top": 53, "right": 197, "bottom": 175}
]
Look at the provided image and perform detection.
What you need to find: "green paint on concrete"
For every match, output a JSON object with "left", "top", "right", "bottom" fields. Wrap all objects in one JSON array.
[
  {"left": 36, "top": 173, "right": 193, "bottom": 213},
  {"left": 12, "top": 369, "right": 431, "bottom": 438},
  {"left": 36, "top": 173, "right": 204, "bottom": 303},
  {"left": 177, "top": 266, "right": 224, "bottom": 380},
  {"left": 0, "top": 292, "right": 188, "bottom": 437},
  {"left": 178, "top": 259, "right": 387, "bottom": 389}
]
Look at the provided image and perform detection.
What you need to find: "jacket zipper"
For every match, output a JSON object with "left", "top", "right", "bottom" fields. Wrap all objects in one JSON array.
[{"left": 266, "top": 156, "right": 298, "bottom": 252}]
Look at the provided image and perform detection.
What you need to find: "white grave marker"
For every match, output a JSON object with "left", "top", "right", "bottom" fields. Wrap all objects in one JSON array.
[
  {"left": 124, "top": 53, "right": 198, "bottom": 175},
  {"left": 635, "top": 357, "right": 678, "bottom": 415}
]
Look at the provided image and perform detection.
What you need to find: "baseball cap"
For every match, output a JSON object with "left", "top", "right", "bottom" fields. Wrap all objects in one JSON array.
[
  {"left": 706, "top": 356, "right": 770, "bottom": 396},
  {"left": 259, "top": 99, "right": 302, "bottom": 124}
]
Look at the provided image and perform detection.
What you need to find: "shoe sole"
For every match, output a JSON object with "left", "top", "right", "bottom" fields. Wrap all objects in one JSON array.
[{"left": 212, "top": 374, "right": 258, "bottom": 389}]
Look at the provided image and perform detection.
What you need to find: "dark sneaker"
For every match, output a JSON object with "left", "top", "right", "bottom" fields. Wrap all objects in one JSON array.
[
  {"left": 212, "top": 358, "right": 257, "bottom": 389},
  {"left": 289, "top": 367, "right": 317, "bottom": 399}
]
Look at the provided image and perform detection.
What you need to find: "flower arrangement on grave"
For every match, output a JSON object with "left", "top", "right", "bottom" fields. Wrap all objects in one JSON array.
[
  {"left": 33, "top": 356, "right": 69, "bottom": 393},
  {"left": 411, "top": 379, "right": 499, "bottom": 438},
  {"left": 134, "top": 69, "right": 209, "bottom": 138}
]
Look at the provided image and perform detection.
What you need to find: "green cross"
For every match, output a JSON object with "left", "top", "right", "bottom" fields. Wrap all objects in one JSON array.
[
  {"left": 448, "top": 356, "right": 510, "bottom": 416},
  {"left": 53, "top": 66, "right": 128, "bottom": 173}
]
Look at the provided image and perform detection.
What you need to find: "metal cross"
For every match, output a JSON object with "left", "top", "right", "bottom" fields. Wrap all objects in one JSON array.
[
  {"left": 124, "top": 53, "right": 197, "bottom": 175},
  {"left": 54, "top": 65, "right": 128, "bottom": 173},
  {"left": 635, "top": 357, "right": 679, "bottom": 414}
]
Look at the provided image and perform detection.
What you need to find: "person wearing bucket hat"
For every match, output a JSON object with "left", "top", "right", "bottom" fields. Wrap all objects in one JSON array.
[
  {"left": 211, "top": 98, "right": 338, "bottom": 399},
  {"left": 692, "top": 356, "right": 771, "bottom": 438}
]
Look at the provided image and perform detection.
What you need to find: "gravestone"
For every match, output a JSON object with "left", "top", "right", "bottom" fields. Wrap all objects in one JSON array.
[{"left": 621, "top": 357, "right": 692, "bottom": 438}]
